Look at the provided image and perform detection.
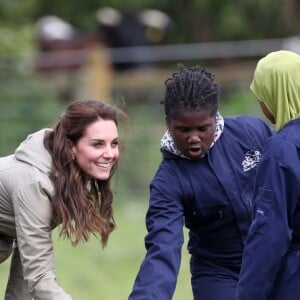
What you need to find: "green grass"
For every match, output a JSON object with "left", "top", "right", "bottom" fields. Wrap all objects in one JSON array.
[{"left": 0, "top": 201, "right": 192, "bottom": 299}]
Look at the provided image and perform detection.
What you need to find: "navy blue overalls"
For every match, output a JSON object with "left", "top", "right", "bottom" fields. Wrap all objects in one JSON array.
[
  {"left": 237, "top": 118, "right": 300, "bottom": 300},
  {"left": 129, "top": 116, "right": 273, "bottom": 300}
]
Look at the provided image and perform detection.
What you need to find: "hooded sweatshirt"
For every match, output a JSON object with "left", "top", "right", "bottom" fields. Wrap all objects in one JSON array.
[{"left": 0, "top": 129, "right": 72, "bottom": 300}]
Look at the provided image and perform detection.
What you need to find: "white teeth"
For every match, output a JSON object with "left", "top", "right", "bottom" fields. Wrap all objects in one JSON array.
[{"left": 96, "top": 162, "right": 110, "bottom": 168}]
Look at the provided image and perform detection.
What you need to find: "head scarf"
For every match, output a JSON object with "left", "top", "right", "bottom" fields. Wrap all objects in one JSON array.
[{"left": 250, "top": 50, "right": 300, "bottom": 131}]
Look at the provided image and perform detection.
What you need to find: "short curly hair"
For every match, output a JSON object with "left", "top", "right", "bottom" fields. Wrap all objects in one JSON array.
[{"left": 162, "top": 65, "right": 220, "bottom": 121}]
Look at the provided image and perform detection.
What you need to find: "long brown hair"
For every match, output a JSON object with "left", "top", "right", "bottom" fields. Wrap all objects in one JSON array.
[{"left": 44, "top": 99, "right": 127, "bottom": 247}]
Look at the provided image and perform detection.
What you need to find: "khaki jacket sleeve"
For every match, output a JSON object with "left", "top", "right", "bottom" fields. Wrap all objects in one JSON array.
[
  {"left": 5, "top": 245, "right": 32, "bottom": 300},
  {"left": 12, "top": 182, "right": 72, "bottom": 300}
]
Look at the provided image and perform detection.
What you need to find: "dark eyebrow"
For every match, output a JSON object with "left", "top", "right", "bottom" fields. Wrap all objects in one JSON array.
[
  {"left": 175, "top": 123, "right": 212, "bottom": 129},
  {"left": 90, "top": 137, "right": 119, "bottom": 142}
]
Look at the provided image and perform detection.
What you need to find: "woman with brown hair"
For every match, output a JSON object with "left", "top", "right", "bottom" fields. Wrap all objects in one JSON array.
[{"left": 0, "top": 99, "right": 127, "bottom": 299}]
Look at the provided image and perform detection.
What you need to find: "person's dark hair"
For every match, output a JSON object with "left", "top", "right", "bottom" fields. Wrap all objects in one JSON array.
[
  {"left": 163, "top": 65, "right": 220, "bottom": 121},
  {"left": 44, "top": 99, "right": 127, "bottom": 247}
]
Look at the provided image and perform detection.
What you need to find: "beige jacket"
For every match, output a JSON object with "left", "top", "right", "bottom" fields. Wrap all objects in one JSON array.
[{"left": 0, "top": 129, "right": 72, "bottom": 300}]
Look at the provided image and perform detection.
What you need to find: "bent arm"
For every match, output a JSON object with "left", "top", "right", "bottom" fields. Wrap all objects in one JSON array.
[
  {"left": 5, "top": 244, "right": 32, "bottom": 300},
  {"left": 12, "top": 182, "right": 72, "bottom": 300}
]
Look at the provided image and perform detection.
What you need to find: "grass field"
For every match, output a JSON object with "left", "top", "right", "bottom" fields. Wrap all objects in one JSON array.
[
  {"left": 0, "top": 67, "right": 268, "bottom": 299},
  {"left": 0, "top": 202, "right": 193, "bottom": 299}
]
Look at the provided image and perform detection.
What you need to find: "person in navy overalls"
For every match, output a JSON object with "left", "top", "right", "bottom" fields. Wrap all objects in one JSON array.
[
  {"left": 236, "top": 50, "right": 300, "bottom": 300},
  {"left": 128, "top": 65, "right": 273, "bottom": 300}
]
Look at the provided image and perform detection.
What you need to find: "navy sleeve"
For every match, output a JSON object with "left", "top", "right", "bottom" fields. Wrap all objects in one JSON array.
[
  {"left": 243, "top": 116, "right": 274, "bottom": 145},
  {"left": 236, "top": 148, "right": 300, "bottom": 300},
  {"left": 128, "top": 163, "right": 185, "bottom": 300}
]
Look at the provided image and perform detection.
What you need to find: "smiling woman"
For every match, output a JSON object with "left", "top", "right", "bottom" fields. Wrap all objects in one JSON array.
[
  {"left": 0, "top": 99, "right": 128, "bottom": 300},
  {"left": 70, "top": 119, "right": 120, "bottom": 180}
]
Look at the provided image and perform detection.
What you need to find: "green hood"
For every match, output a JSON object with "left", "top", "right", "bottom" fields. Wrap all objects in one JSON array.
[{"left": 250, "top": 50, "right": 300, "bottom": 131}]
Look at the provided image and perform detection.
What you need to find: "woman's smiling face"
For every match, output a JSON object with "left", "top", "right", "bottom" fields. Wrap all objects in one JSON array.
[
  {"left": 166, "top": 109, "right": 216, "bottom": 159},
  {"left": 71, "top": 118, "right": 119, "bottom": 180}
]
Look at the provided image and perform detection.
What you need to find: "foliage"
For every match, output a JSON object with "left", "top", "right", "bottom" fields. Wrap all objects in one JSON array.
[
  {"left": 0, "top": 0, "right": 37, "bottom": 24},
  {"left": 0, "top": 0, "right": 297, "bottom": 46},
  {"left": 166, "top": 0, "right": 290, "bottom": 43},
  {"left": 0, "top": 25, "right": 36, "bottom": 57},
  {"left": 0, "top": 67, "right": 66, "bottom": 155}
]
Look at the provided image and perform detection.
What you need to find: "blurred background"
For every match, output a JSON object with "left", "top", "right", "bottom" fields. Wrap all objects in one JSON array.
[{"left": 0, "top": 0, "right": 299, "bottom": 299}]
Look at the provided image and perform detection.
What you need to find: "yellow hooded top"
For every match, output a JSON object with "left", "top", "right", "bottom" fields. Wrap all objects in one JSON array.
[{"left": 250, "top": 50, "right": 300, "bottom": 131}]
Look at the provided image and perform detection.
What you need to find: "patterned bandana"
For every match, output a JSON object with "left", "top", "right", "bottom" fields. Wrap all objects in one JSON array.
[{"left": 160, "top": 111, "right": 224, "bottom": 159}]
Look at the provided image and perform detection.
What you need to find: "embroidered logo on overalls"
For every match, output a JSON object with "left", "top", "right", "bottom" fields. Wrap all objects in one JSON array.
[{"left": 241, "top": 149, "right": 261, "bottom": 172}]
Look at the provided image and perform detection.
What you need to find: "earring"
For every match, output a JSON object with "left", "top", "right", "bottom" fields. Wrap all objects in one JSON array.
[{"left": 71, "top": 153, "right": 75, "bottom": 160}]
